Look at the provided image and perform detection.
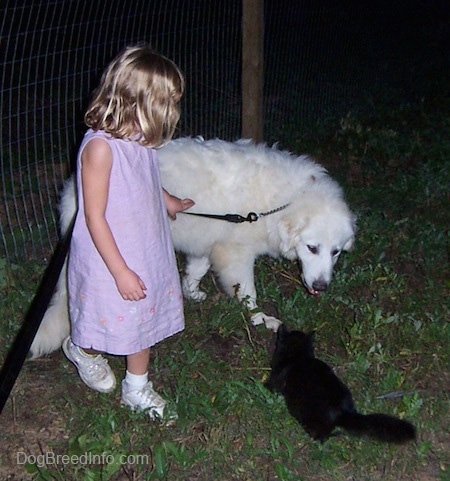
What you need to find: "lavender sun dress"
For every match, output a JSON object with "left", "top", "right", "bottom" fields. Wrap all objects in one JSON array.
[{"left": 68, "top": 130, "right": 184, "bottom": 355}]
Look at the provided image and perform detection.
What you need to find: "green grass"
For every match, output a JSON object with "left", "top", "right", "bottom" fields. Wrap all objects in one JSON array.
[{"left": 1, "top": 93, "right": 449, "bottom": 480}]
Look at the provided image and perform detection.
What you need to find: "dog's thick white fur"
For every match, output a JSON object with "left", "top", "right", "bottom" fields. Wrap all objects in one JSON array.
[{"left": 30, "top": 137, "right": 355, "bottom": 358}]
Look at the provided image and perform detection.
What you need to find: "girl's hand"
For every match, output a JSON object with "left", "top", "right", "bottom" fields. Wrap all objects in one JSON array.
[
  {"left": 163, "top": 189, "right": 195, "bottom": 219},
  {"left": 114, "top": 268, "right": 147, "bottom": 301}
]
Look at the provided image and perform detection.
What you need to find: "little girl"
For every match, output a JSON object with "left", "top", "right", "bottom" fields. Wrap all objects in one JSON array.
[{"left": 63, "top": 45, "right": 194, "bottom": 421}]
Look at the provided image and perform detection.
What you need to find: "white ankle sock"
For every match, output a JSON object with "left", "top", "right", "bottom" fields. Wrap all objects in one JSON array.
[{"left": 124, "top": 371, "right": 148, "bottom": 389}]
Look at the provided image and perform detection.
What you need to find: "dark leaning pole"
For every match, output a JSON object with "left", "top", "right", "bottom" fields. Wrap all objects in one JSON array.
[{"left": 0, "top": 215, "right": 76, "bottom": 414}]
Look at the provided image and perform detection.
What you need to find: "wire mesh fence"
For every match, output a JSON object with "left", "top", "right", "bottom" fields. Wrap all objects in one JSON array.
[
  {"left": 1, "top": 0, "right": 446, "bottom": 261},
  {"left": 1, "top": 0, "right": 243, "bottom": 261}
]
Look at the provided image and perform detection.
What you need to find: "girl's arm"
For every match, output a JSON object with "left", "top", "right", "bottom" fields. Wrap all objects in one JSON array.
[
  {"left": 81, "top": 138, "right": 147, "bottom": 301},
  {"left": 163, "top": 189, "right": 195, "bottom": 219}
]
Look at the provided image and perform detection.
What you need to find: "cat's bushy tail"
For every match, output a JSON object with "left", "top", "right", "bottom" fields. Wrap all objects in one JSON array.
[{"left": 337, "top": 412, "right": 416, "bottom": 444}]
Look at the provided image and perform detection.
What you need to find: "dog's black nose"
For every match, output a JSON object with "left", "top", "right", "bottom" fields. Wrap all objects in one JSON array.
[{"left": 312, "top": 280, "right": 327, "bottom": 292}]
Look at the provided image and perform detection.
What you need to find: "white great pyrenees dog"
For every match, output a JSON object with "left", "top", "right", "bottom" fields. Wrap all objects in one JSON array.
[{"left": 30, "top": 137, "right": 355, "bottom": 358}]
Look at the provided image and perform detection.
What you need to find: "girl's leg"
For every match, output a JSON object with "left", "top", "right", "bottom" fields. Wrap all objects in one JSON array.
[
  {"left": 126, "top": 348, "right": 150, "bottom": 375},
  {"left": 123, "top": 348, "right": 150, "bottom": 393},
  {"left": 121, "top": 348, "right": 175, "bottom": 422}
]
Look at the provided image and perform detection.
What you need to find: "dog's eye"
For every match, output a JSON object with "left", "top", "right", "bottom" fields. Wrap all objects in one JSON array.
[
  {"left": 307, "top": 245, "right": 318, "bottom": 254},
  {"left": 332, "top": 249, "right": 341, "bottom": 256}
]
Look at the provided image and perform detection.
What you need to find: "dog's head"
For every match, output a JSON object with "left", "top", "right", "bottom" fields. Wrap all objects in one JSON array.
[{"left": 278, "top": 199, "right": 356, "bottom": 295}]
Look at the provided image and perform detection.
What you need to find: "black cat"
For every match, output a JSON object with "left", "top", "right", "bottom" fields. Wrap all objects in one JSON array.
[{"left": 265, "top": 324, "right": 416, "bottom": 443}]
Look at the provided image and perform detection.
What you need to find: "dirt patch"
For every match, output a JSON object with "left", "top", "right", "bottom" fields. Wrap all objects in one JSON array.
[{"left": 0, "top": 352, "right": 73, "bottom": 480}]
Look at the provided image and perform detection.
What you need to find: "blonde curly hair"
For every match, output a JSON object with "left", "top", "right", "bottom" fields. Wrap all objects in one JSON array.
[{"left": 85, "top": 44, "right": 184, "bottom": 148}]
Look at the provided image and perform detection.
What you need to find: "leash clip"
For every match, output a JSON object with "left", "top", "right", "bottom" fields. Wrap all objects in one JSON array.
[
  {"left": 222, "top": 212, "right": 258, "bottom": 223},
  {"left": 246, "top": 212, "right": 258, "bottom": 222}
]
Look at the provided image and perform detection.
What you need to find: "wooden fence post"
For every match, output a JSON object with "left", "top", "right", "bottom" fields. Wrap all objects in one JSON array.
[{"left": 242, "top": 0, "right": 264, "bottom": 142}]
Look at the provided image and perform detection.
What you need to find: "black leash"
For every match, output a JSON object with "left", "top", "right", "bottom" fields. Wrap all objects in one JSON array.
[
  {"left": 0, "top": 213, "right": 76, "bottom": 414},
  {"left": 180, "top": 203, "right": 290, "bottom": 223}
]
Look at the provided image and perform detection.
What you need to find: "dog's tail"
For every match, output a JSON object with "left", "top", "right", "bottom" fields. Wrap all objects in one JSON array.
[
  {"left": 28, "top": 261, "right": 70, "bottom": 359},
  {"left": 337, "top": 411, "right": 416, "bottom": 444},
  {"left": 29, "top": 177, "right": 76, "bottom": 359}
]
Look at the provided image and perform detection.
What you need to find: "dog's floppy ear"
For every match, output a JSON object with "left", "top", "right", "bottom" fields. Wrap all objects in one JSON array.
[
  {"left": 277, "top": 219, "right": 304, "bottom": 255},
  {"left": 343, "top": 235, "right": 355, "bottom": 252},
  {"left": 343, "top": 213, "right": 357, "bottom": 251}
]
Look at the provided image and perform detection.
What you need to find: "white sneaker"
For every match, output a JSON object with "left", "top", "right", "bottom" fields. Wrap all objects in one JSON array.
[
  {"left": 62, "top": 337, "right": 116, "bottom": 393},
  {"left": 121, "top": 380, "right": 177, "bottom": 423}
]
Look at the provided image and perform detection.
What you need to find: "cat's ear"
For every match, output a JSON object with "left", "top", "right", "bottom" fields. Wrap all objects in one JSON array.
[
  {"left": 306, "top": 330, "right": 316, "bottom": 355},
  {"left": 277, "top": 323, "right": 290, "bottom": 340}
]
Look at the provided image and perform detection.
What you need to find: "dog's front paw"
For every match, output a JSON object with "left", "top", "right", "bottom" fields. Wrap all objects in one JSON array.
[
  {"left": 181, "top": 278, "right": 207, "bottom": 301},
  {"left": 189, "top": 290, "right": 207, "bottom": 301},
  {"left": 250, "top": 312, "right": 282, "bottom": 332}
]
